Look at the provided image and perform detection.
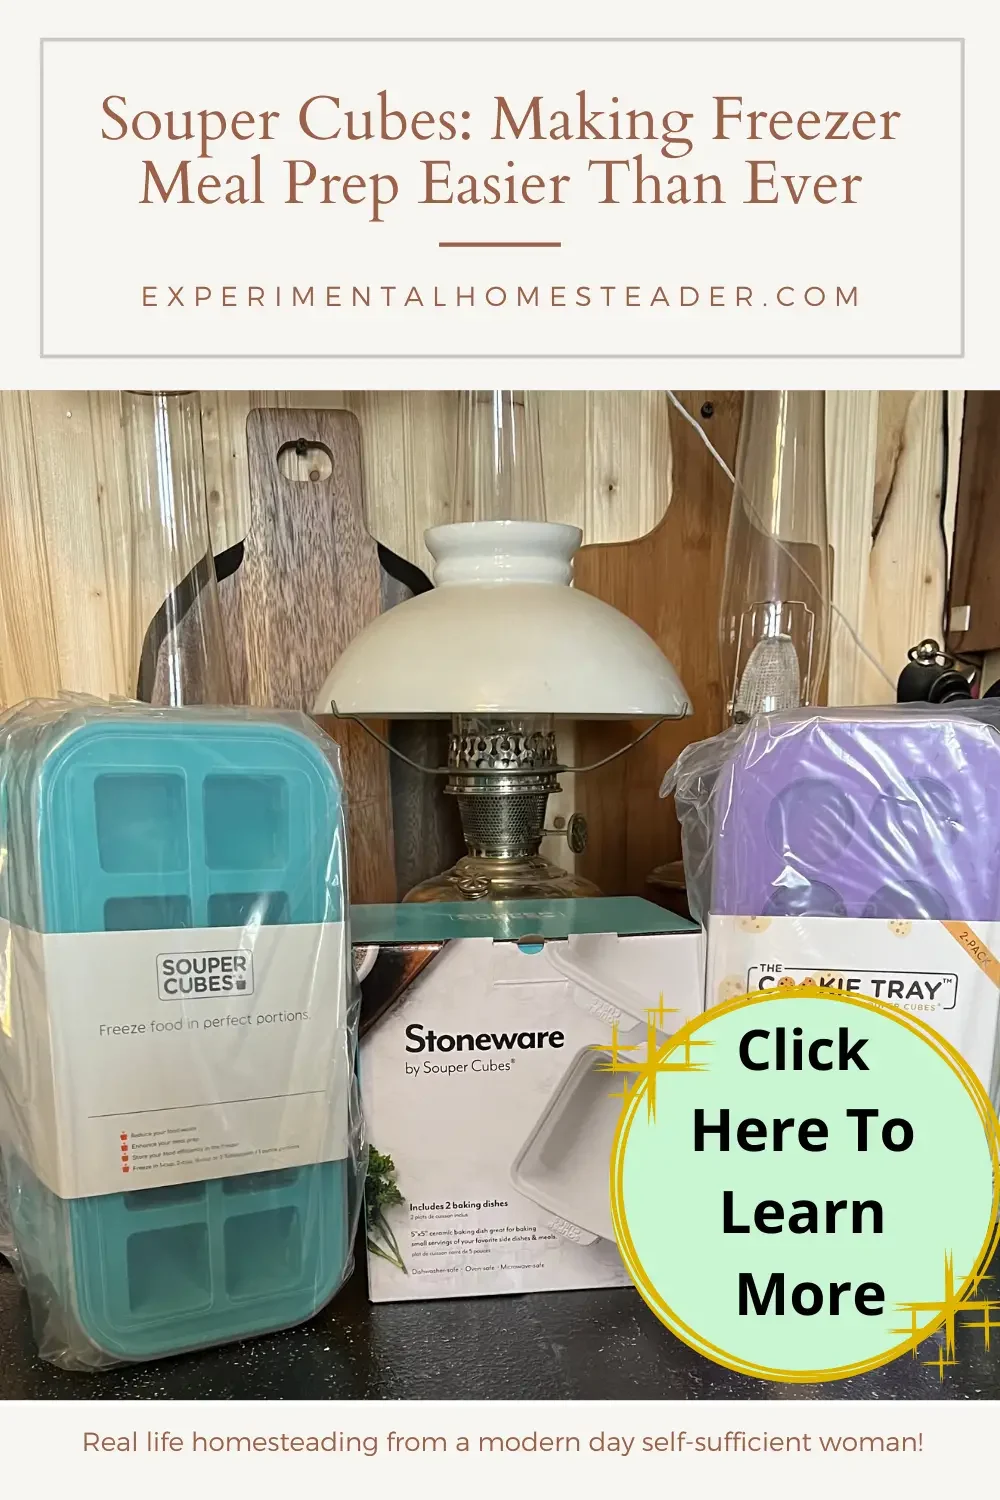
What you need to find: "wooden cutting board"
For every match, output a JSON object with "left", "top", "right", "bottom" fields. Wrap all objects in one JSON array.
[
  {"left": 378, "top": 566, "right": 464, "bottom": 897},
  {"left": 221, "top": 408, "right": 395, "bottom": 904},
  {"left": 574, "top": 392, "right": 744, "bottom": 897}
]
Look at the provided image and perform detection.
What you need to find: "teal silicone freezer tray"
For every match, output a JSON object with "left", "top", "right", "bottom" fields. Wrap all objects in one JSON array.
[{"left": 0, "top": 711, "right": 350, "bottom": 1365}]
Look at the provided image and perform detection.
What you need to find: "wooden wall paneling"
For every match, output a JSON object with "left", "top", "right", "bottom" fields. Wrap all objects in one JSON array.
[
  {"left": 307, "top": 710, "right": 395, "bottom": 905},
  {"left": 585, "top": 392, "right": 672, "bottom": 544},
  {"left": 95, "top": 392, "right": 223, "bottom": 702},
  {"left": 371, "top": 393, "right": 470, "bottom": 892},
  {"left": 824, "top": 391, "right": 879, "bottom": 705},
  {"left": 200, "top": 392, "right": 677, "bottom": 574},
  {"left": 946, "top": 391, "right": 999, "bottom": 655},
  {"left": 26, "top": 392, "right": 119, "bottom": 699},
  {"left": 340, "top": 392, "right": 416, "bottom": 562},
  {"left": 397, "top": 391, "right": 461, "bottom": 551},
  {"left": 536, "top": 396, "right": 587, "bottom": 871},
  {"left": 1, "top": 390, "right": 220, "bottom": 706},
  {"left": 573, "top": 392, "right": 743, "bottom": 896},
  {"left": 200, "top": 391, "right": 253, "bottom": 555},
  {"left": 943, "top": 392, "right": 965, "bottom": 583},
  {"left": 0, "top": 389, "right": 962, "bottom": 731},
  {"left": 813, "top": 391, "right": 961, "bottom": 709},
  {"left": 537, "top": 394, "right": 588, "bottom": 530},
  {"left": 380, "top": 570, "right": 465, "bottom": 898},
  {"left": 335, "top": 391, "right": 456, "bottom": 569},
  {"left": 0, "top": 392, "right": 63, "bottom": 702},
  {"left": 87, "top": 391, "right": 135, "bottom": 697},
  {"left": 541, "top": 392, "right": 674, "bottom": 876},
  {"left": 536, "top": 391, "right": 673, "bottom": 543},
  {"left": 857, "top": 391, "right": 961, "bottom": 701}
]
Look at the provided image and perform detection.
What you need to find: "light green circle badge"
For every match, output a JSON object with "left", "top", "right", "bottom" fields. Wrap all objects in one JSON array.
[{"left": 611, "top": 988, "right": 1000, "bottom": 1382}]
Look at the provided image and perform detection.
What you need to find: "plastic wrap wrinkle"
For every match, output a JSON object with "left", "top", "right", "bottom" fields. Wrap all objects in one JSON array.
[{"left": 663, "top": 703, "right": 1000, "bottom": 923}]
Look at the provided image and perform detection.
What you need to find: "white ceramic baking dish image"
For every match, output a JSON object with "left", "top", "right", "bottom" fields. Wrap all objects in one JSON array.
[
  {"left": 539, "top": 934, "right": 663, "bottom": 1037},
  {"left": 510, "top": 1044, "right": 641, "bottom": 1246}
]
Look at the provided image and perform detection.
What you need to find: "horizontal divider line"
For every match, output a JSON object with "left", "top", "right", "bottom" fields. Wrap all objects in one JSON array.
[{"left": 438, "top": 240, "right": 562, "bottom": 248}]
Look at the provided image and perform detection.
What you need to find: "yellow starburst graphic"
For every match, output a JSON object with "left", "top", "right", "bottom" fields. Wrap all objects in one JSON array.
[
  {"left": 594, "top": 993, "right": 711, "bottom": 1119},
  {"left": 603, "top": 984, "right": 1000, "bottom": 1384},
  {"left": 893, "top": 1251, "right": 1000, "bottom": 1380}
]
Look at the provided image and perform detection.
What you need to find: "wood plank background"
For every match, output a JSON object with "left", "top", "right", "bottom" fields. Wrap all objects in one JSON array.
[
  {"left": 575, "top": 391, "right": 743, "bottom": 892},
  {"left": 0, "top": 390, "right": 960, "bottom": 711},
  {"left": 946, "top": 392, "right": 1000, "bottom": 656},
  {"left": 0, "top": 388, "right": 962, "bottom": 896}
]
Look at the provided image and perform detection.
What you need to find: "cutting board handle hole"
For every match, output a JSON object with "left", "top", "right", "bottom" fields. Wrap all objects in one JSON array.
[{"left": 276, "top": 440, "right": 333, "bottom": 484}]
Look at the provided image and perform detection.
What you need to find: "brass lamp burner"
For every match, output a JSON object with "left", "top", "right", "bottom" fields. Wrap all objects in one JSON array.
[{"left": 403, "top": 719, "right": 596, "bottom": 903}]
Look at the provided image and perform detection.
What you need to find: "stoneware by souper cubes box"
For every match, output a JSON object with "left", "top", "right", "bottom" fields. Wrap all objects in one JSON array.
[{"left": 354, "top": 898, "right": 703, "bottom": 1303}]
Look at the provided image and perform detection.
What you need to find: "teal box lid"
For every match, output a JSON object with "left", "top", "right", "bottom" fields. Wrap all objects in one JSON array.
[{"left": 350, "top": 897, "right": 697, "bottom": 946}]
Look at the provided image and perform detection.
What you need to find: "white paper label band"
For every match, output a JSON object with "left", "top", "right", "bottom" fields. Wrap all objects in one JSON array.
[{"left": 0, "top": 921, "right": 349, "bottom": 1199}]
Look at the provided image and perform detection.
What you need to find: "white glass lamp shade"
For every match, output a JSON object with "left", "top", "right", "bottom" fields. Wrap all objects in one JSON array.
[{"left": 314, "top": 520, "right": 690, "bottom": 719}]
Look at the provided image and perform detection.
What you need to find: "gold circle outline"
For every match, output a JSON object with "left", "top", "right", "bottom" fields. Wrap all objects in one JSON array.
[{"left": 611, "top": 985, "right": 1000, "bottom": 1384}]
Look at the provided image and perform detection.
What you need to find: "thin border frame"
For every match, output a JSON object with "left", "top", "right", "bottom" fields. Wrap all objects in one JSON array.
[{"left": 38, "top": 35, "right": 966, "bottom": 360}]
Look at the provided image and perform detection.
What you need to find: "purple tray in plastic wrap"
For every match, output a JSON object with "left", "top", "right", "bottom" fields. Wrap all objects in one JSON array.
[{"left": 710, "top": 710, "right": 1000, "bottom": 923}]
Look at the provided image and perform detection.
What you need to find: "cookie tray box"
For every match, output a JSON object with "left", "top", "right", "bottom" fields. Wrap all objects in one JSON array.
[{"left": 665, "top": 705, "right": 1000, "bottom": 1102}]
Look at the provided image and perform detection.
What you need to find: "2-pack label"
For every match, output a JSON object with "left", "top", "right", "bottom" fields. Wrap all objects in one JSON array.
[{"left": 707, "top": 915, "right": 1000, "bottom": 1099}]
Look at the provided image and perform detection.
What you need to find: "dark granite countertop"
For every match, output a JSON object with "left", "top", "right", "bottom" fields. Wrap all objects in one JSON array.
[{"left": 1, "top": 1246, "right": 998, "bottom": 1400}]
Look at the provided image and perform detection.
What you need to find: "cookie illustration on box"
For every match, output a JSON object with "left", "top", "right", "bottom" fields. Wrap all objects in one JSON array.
[
  {"left": 737, "top": 915, "right": 771, "bottom": 934},
  {"left": 888, "top": 920, "right": 912, "bottom": 938},
  {"left": 716, "top": 974, "right": 747, "bottom": 1004}
]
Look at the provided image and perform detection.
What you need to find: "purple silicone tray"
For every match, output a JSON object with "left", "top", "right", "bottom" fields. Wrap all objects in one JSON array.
[{"left": 710, "top": 709, "right": 1000, "bottom": 922}]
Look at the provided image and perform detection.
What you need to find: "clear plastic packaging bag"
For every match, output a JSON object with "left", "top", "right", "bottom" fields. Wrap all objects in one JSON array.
[
  {"left": 115, "top": 391, "right": 233, "bottom": 707},
  {"left": 661, "top": 703, "right": 1000, "bottom": 1101},
  {"left": 662, "top": 703, "right": 1000, "bottom": 925},
  {"left": 0, "top": 696, "right": 364, "bottom": 1370}
]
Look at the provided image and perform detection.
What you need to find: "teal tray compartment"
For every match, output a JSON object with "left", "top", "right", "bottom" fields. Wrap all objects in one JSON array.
[{"left": 1, "top": 715, "right": 350, "bottom": 1364}]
